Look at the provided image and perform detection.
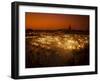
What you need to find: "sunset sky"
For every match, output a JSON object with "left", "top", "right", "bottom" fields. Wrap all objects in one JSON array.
[{"left": 25, "top": 12, "right": 89, "bottom": 31}]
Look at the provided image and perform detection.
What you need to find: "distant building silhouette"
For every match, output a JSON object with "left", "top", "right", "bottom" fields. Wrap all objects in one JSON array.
[{"left": 68, "top": 25, "right": 71, "bottom": 30}]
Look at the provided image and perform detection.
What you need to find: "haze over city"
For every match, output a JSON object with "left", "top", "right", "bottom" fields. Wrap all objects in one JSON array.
[{"left": 25, "top": 12, "right": 89, "bottom": 31}]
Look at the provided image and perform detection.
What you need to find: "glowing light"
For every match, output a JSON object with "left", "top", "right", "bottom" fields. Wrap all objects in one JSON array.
[{"left": 27, "top": 34, "right": 89, "bottom": 51}]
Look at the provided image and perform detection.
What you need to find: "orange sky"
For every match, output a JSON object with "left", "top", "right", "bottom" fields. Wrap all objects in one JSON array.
[{"left": 25, "top": 12, "right": 89, "bottom": 30}]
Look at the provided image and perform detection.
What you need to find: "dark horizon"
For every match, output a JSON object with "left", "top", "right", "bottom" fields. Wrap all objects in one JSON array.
[{"left": 26, "top": 26, "right": 89, "bottom": 31}]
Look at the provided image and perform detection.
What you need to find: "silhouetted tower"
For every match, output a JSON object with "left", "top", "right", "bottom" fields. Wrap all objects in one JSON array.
[{"left": 68, "top": 25, "right": 71, "bottom": 31}]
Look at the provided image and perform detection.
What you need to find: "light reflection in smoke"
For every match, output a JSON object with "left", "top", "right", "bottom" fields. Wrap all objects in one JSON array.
[{"left": 27, "top": 34, "right": 89, "bottom": 51}]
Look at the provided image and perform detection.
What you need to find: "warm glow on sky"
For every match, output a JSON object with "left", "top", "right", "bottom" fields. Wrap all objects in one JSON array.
[{"left": 25, "top": 12, "right": 89, "bottom": 30}]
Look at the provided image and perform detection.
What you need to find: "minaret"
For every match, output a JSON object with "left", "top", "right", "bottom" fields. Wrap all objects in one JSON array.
[{"left": 68, "top": 25, "right": 71, "bottom": 31}]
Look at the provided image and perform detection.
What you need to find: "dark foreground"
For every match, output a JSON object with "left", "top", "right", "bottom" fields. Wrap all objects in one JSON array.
[{"left": 26, "top": 32, "right": 89, "bottom": 68}]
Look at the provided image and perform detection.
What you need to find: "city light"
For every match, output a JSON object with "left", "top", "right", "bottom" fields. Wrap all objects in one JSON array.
[{"left": 28, "top": 34, "right": 89, "bottom": 51}]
